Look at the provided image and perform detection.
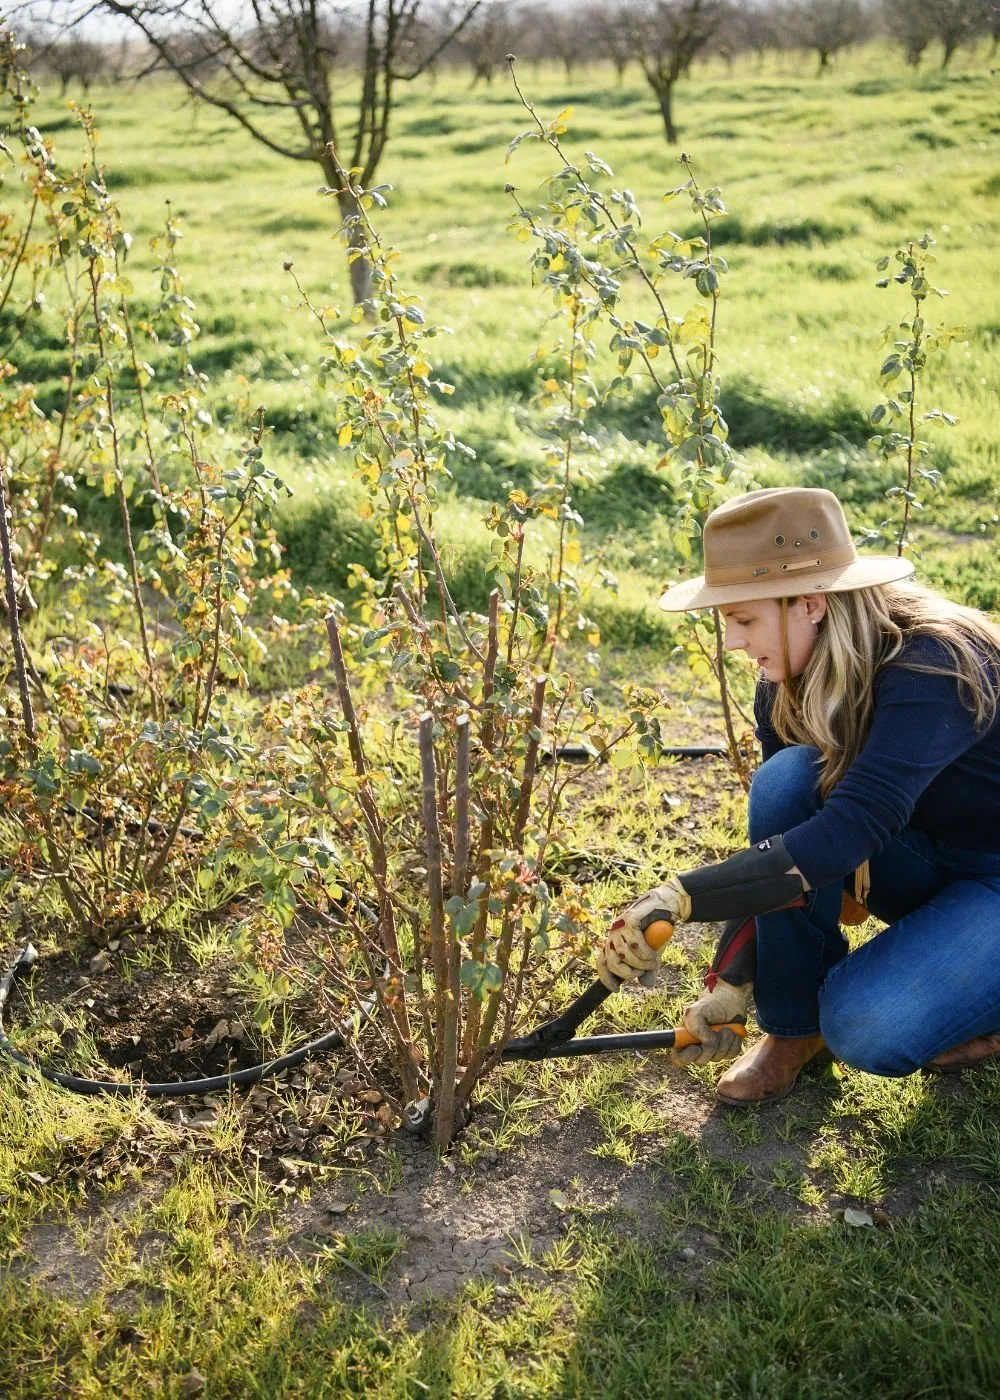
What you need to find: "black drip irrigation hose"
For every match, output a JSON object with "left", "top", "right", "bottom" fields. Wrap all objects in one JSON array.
[
  {"left": 543, "top": 742, "right": 727, "bottom": 764},
  {"left": 0, "top": 743, "right": 728, "bottom": 1098}
]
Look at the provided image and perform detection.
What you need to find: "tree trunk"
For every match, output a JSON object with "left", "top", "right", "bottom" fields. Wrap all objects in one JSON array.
[
  {"left": 657, "top": 81, "right": 677, "bottom": 144},
  {"left": 817, "top": 48, "right": 831, "bottom": 73},
  {"left": 941, "top": 39, "right": 957, "bottom": 68}
]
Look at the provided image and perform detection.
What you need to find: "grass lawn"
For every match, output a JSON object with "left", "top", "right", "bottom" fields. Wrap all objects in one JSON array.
[
  {"left": 16, "top": 40, "right": 1000, "bottom": 631},
  {"left": 3, "top": 752, "right": 1000, "bottom": 1398},
  {"left": 2, "top": 41, "right": 1000, "bottom": 1398}
]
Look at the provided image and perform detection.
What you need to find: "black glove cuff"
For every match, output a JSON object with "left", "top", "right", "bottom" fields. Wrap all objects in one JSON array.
[{"left": 678, "top": 835, "right": 805, "bottom": 923}]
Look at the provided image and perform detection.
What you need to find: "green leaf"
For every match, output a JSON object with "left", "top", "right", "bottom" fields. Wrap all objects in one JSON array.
[
  {"left": 432, "top": 654, "right": 461, "bottom": 683},
  {"left": 455, "top": 905, "right": 480, "bottom": 936},
  {"left": 695, "top": 266, "right": 720, "bottom": 298},
  {"left": 460, "top": 960, "right": 503, "bottom": 1000}
]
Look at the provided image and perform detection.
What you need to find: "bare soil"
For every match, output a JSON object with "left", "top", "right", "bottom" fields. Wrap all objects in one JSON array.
[{"left": 4, "top": 936, "right": 275, "bottom": 1082}]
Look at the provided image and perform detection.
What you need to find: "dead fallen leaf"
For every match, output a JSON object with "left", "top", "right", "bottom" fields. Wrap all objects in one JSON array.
[
  {"left": 25, "top": 1171, "right": 52, "bottom": 1187},
  {"left": 843, "top": 1208, "right": 875, "bottom": 1228},
  {"left": 89, "top": 950, "right": 109, "bottom": 974},
  {"left": 548, "top": 1189, "right": 569, "bottom": 1212},
  {"left": 178, "top": 1370, "right": 206, "bottom": 1397},
  {"left": 203, "top": 1019, "right": 230, "bottom": 1051},
  {"left": 325, "top": 1201, "right": 351, "bottom": 1215}
]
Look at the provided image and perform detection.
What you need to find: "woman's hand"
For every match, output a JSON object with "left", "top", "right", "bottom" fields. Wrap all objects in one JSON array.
[
  {"left": 671, "top": 981, "right": 751, "bottom": 1067},
  {"left": 596, "top": 877, "right": 691, "bottom": 991}
]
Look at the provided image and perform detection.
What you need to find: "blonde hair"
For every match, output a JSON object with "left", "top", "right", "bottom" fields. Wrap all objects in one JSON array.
[{"left": 772, "top": 579, "right": 1000, "bottom": 800}]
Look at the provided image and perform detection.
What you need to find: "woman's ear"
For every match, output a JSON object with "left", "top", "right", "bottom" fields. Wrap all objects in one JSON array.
[{"left": 801, "top": 593, "right": 829, "bottom": 626}]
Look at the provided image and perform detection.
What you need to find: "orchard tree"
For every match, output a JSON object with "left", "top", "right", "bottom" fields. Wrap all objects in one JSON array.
[
  {"left": 784, "top": 0, "right": 870, "bottom": 72},
  {"left": 881, "top": 0, "right": 937, "bottom": 66},
  {"left": 34, "top": 0, "right": 482, "bottom": 304},
  {"left": 632, "top": 0, "right": 728, "bottom": 144},
  {"left": 34, "top": 34, "right": 109, "bottom": 93},
  {"left": 983, "top": 0, "right": 1000, "bottom": 55},
  {"left": 926, "top": 0, "right": 984, "bottom": 65},
  {"left": 581, "top": 1, "right": 636, "bottom": 81},
  {"left": 731, "top": 0, "right": 787, "bottom": 65},
  {"left": 539, "top": 3, "right": 588, "bottom": 77},
  {"left": 131, "top": 25, "right": 228, "bottom": 85},
  {"left": 447, "top": 0, "right": 522, "bottom": 84}
]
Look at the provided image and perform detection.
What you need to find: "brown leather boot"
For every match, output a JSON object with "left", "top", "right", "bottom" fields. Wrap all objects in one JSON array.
[
  {"left": 923, "top": 1031, "right": 1000, "bottom": 1074},
  {"left": 715, "top": 1033, "right": 830, "bottom": 1106}
]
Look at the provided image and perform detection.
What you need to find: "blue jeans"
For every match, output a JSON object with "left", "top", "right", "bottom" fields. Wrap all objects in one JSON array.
[{"left": 749, "top": 745, "right": 1000, "bottom": 1075}]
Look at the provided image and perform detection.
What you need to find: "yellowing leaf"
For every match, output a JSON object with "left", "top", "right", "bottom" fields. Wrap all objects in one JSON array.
[
  {"left": 412, "top": 360, "right": 431, "bottom": 378},
  {"left": 337, "top": 424, "right": 353, "bottom": 447}
]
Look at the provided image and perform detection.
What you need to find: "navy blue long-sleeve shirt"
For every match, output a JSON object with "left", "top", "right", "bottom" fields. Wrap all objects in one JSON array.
[{"left": 753, "top": 633, "right": 1000, "bottom": 889}]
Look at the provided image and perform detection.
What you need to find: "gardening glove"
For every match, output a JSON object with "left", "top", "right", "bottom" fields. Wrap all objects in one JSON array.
[
  {"left": 596, "top": 877, "right": 691, "bottom": 991},
  {"left": 672, "top": 980, "right": 751, "bottom": 1068},
  {"left": 672, "top": 914, "right": 757, "bottom": 1067}
]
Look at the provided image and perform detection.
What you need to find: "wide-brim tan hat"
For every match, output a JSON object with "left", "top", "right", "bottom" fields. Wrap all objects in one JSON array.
[{"left": 659, "top": 486, "right": 914, "bottom": 612}]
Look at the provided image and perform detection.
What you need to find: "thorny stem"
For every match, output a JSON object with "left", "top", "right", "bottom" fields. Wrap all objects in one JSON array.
[
  {"left": 457, "top": 674, "right": 545, "bottom": 1099},
  {"left": 0, "top": 452, "right": 36, "bottom": 748},
  {"left": 326, "top": 611, "right": 417, "bottom": 1100},
  {"left": 86, "top": 257, "right": 163, "bottom": 724},
  {"left": 505, "top": 529, "right": 526, "bottom": 666},
  {"left": 323, "top": 144, "right": 441, "bottom": 610},
  {"left": 546, "top": 298, "right": 581, "bottom": 669},
  {"left": 899, "top": 284, "right": 923, "bottom": 559},
  {"left": 118, "top": 285, "right": 164, "bottom": 500},
  {"left": 463, "top": 590, "right": 500, "bottom": 1061},
  {"left": 507, "top": 56, "right": 685, "bottom": 383},
  {"left": 418, "top": 711, "right": 457, "bottom": 1147},
  {"left": 682, "top": 155, "right": 721, "bottom": 458}
]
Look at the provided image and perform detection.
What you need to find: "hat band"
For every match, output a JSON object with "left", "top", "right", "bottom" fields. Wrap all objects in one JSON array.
[{"left": 704, "top": 541, "right": 856, "bottom": 588}]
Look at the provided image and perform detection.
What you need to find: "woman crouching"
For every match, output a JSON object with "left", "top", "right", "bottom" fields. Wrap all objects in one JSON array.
[{"left": 598, "top": 486, "right": 1000, "bottom": 1105}]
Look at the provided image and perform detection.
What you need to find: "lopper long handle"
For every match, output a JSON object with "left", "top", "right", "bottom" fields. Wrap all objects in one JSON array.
[
  {"left": 673, "top": 1021, "right": 746, "bottom": 1049},
  {"left": 642, "top": 919, "right": 747, "bottom": 1048}
]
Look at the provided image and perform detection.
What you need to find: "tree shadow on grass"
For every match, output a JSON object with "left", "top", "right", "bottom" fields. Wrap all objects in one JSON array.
[
  {"left": 597, "top": 377, "right": 870, "bottom": 454},
  {"left": 537, "top": 1075, "right": 1000, "bottom": 1398},
  {"left": 541, "top": 1181, "right": 1000, "bottom": 1398}
]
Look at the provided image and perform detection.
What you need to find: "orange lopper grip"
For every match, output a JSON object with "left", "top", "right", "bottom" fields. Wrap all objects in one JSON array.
[
  {"left": 643, "top": 918, "right": 676, "bottom": 951},
  {"left": 673, "top": 1022, "right": 747, "bottom": 1050}
]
